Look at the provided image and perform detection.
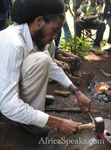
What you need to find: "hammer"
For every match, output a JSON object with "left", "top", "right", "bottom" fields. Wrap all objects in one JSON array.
[{"left": 78, "top": 117, "right": 105, "bottom": 134}]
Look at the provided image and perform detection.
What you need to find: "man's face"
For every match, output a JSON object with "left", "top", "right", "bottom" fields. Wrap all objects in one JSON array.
[
  {"left": 32, "top": 17, "right": 64, "bottom": 51},
  {"left": 90, "top": 0, "right": 96, "bottom": 6}
]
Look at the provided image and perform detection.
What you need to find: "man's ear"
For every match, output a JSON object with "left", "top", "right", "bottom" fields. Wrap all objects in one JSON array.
[{"left": 35, "top": 16, "right": 44, "bottom": 28}]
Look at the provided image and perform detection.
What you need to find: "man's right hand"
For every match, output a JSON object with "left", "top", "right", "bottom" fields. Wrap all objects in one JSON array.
[
  {"left": 47, "top": 116, "right": 82, "bottom": 136},
  {"left": 57, "top": 119, "right": 82, "bottom": 135}
]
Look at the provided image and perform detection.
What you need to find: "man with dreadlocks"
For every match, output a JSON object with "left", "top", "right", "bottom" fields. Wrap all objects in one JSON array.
[{"left": 0, "top": 0, "right": 91, "bottom": 135}]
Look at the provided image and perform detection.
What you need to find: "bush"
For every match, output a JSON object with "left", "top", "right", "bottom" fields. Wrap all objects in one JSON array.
[{"left": 59, "top": 36, "right": 92, "bottom": 57}]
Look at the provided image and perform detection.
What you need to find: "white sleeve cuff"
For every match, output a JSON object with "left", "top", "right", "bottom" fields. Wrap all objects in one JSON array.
[{"left": 34, "top": 110, "right": 49, "bottom": 128}]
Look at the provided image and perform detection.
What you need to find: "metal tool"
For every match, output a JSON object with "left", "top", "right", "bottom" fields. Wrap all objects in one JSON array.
[
  {"left": 45, "top": 107, "right": 100, "bottom": 113},
  {"left": 58, "top": 119, "right": 111, "bottom": 150},
  {"left": 98, "top": 119, "right": 111, "bottom": 148},
  {"left": 79, "top": 116, "right": 105, "bottom": 134},
  {"left": 84, "top": 107, "right": 111, "bottom": 147},
  {"left": 81, "top": 106, "right": 104, "bottom": 133},
  {"left": 84, "top": 106, "right": 94, "bottom": 122},
  {"left": 87, "top": 111, "right": 94, "bottom": 122}
]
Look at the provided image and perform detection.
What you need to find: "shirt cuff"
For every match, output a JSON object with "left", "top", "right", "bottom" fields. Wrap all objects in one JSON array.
[
  {"left": 34, "top": 110, "right": 49, "bottom": 128},
  {"left": 60, "top": 76, "right": 73, "bottom": 88}
]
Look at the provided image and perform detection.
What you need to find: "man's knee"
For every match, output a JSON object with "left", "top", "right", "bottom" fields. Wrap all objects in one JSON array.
[
  {"left": 21, "top": 52, "right": 50, "bottom": 79},
  {"left": 102, "top": 21, "right": 105, "bottom": 28},
  {"left": 35, "top": 52, "right": 50, "bottom": 69},
  {"left": 100, "top": 21, "right": 106, "bottom": 30},
  {"left": 75, "top": 20, "right": 80, "bottom": 26}
]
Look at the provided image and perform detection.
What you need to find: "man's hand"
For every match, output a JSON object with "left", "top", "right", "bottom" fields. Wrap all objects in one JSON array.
[
  {"left": 75, "top": 91, "right": 91, "bottom": 113},
  {"left": 84, "top": 16, "right": 92, "bottom": 21},
  {"left": 54, "top": 59, "right": 63, "bottom": 66},
  {"left": 70, "top": 53, "right": 81, "bottom": 61},
  {"left": 68, "top": 84, "right": 91, "bottom": 113},
  {"left": 47, "top": 116, "right": 82, "bottom": 136},
  {"left": 84, "top": 14, "right": 98, "bottom": 21},
  {"left": 64, "top": 52, "right": 81, "bottom": 61},
  {"left": 57, "top": 119, "right": 82, "bottom": 135}
]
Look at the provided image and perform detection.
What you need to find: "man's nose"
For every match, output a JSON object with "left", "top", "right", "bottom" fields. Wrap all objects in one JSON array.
[{"left": 52, "top": 33, "right": 58, "bottom": 40}]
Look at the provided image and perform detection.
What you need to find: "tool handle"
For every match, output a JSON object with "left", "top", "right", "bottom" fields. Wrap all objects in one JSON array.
[
  {"left": 79, "top": 123, "right": 95, "bottom": 130},
  {"left": 83, "top": 106, "right": 89, "bottom": 112},
  {"left": 54, "top": 90, "right": 70, "bottom": 97}
]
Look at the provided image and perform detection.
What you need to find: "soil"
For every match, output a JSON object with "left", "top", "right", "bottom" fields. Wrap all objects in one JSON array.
[{"left": 0, "top": 50, "right": 111, "bottom": 150}]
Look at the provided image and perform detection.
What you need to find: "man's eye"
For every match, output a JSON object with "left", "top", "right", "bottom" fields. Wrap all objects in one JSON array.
[{"left": 53, "top": 29, "right": 58, "bottom": 33}]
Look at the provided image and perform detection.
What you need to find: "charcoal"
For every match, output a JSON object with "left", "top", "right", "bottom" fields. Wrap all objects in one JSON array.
[{"left": 88, "top": 81, "right": 111, "bottom": 103}]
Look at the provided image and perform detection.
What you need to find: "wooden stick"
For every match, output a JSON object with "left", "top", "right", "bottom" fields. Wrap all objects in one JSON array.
[
  {"left": 54, "top": 90, "right": 70, "bottom": 97},
  {"left": 79, "top": 122, "right": 95, "bottom": 130}
]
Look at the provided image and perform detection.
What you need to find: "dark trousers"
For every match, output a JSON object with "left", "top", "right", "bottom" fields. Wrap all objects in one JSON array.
[
  {"left": 0, "top": 11, "right": 8, "bottom": 31},
  {"left": 107, "top": 14, "right": 111, "bottom": 44},
  {"left": 108, "top": 26, "right": 111, "bottom": 44},
  {"left": 75, "top": 19, "right": 106, "bottom": 47}
]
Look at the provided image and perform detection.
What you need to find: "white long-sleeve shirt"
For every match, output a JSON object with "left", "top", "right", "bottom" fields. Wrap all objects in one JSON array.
[{"left": 0, "top": 23, "right": 72, "bottom": 127}]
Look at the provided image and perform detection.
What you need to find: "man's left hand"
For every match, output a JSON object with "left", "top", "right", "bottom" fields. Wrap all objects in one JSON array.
[{"left": 75, "top": 91, "right": 91, "bottom": 113}]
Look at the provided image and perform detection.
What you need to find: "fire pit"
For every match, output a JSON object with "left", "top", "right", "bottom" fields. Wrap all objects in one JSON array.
[{"left": 88, "top": 81, "right": 111, "bottom": 103}]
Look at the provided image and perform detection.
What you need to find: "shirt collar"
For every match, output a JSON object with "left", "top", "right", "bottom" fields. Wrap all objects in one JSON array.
[{"left": 21, "top": 23, "right": 34, "bottom": 52}]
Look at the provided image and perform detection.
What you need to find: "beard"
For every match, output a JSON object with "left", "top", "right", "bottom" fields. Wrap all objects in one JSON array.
[{"left": 32, "top": 28, "right": 46, "bottom": 51}]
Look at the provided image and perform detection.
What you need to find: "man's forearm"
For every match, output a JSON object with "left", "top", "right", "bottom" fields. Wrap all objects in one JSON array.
[
  {"left": 68, "top": 84, "right": 77, "bottom": 92},
  {"left": 68, "top": 84, "right": 82, "bottom": 96},
  {"left": 84, "top": 14, "right": 98, "bottom": 20},
  {"left": 46, "top": 115, "right": 82, "bottom": 135},
  {"left": 46, "top": 116, "right": 64, "bottom": 128}
]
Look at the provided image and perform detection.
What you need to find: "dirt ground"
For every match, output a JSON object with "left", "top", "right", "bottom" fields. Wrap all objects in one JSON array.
[{"left": 0, "top": 50, "right": 111, "bottom": 150}]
